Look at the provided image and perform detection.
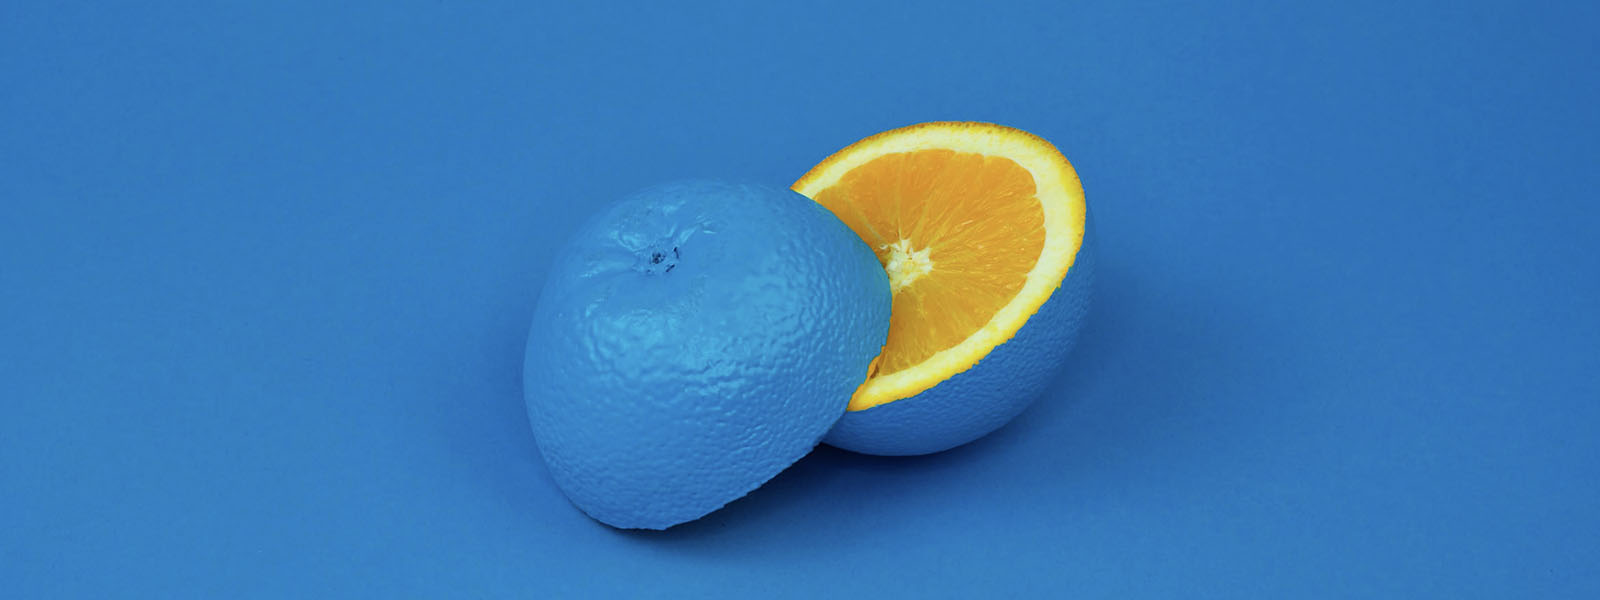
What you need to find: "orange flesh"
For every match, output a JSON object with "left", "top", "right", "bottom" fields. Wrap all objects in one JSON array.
[{"left": 811, "top": 150, "right": 1045, "bottom": 377}]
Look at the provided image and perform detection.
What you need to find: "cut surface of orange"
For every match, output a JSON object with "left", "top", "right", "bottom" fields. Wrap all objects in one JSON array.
[{"left": 793, "top": 122, "right": 1087, "bottom": 411}]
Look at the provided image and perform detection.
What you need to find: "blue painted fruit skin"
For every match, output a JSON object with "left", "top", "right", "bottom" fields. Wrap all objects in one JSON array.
[
  {"left": 524, "top": 180, "right": 891, "bottom": 529},
  {"left": 824, "top": 215, "right": 1096, "bottom": 456}
]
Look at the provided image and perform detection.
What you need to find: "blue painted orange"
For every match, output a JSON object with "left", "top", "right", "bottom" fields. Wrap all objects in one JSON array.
[
  {"left": 795, "top": 122, "right": 1094, "bottom": 455},
  {"left": 522, "top": 181, "right": 890, "bottom": 529}
]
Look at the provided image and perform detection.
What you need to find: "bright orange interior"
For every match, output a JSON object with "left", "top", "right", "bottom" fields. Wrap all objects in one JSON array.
[{"left": 811, "top": 150, "right": 1045, "bottom": 378}]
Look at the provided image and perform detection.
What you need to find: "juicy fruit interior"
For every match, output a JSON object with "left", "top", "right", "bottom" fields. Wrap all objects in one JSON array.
[{"left": 811, "top": 150, "right": 1044, "bottom": 404}]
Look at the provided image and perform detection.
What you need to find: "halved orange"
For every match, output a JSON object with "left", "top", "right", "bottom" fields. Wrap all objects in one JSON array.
[{"left": 794, "top": 121, "right": 1094, "bottom": 455}]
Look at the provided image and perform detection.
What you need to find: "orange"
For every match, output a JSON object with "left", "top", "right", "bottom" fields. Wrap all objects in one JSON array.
[
  {"left": 794, "top": 122, "right": 1095, "bottom": 455},
  {"left": 524, "top": 181, "right": 891, "bottom": 528}
]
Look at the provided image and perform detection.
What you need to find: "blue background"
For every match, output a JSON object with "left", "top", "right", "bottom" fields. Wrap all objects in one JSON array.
[{"left": 4, "top": 1, "right": 1597, "bottom": 597}]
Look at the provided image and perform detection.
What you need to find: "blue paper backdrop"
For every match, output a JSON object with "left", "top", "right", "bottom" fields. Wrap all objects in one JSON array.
[{"left": 4, "top": 1, "right": 1597, "bottom": 597}]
